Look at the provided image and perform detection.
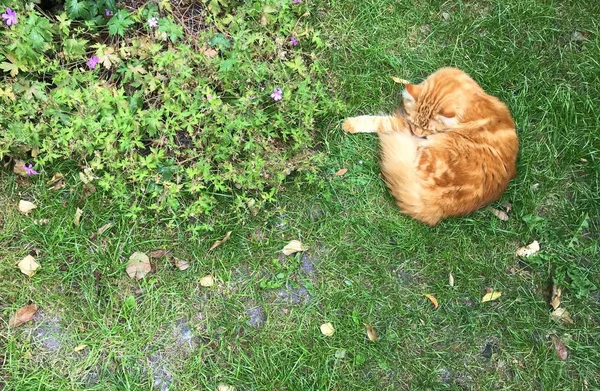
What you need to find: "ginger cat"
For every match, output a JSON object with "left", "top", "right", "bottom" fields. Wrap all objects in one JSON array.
[{"left": 342, "top": 67, "right": 518, "bottom": 225}]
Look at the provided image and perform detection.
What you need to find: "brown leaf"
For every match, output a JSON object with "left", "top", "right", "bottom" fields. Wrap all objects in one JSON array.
[
  {"left": 9, "top": 303, "right": 38, "bottom": 327},
  {"left": 18, "top": 200, "right": 37, "bottom": 215},
  {"left": 199, "top": 274, "right": 215, "bottom": 287},
  {"left": 18, "top": 255, "right": 40, "bottom": 277},
  {"left": 281, "top": 240, "right": 307, "bottom": 256},
  {"left": 364, "top": 323, "right": 378, "bottom": 342},
  {"left": 209, "top": 231, "right": 232, "bottom": 251},
  {"left": 490, "top": 208, "right": 509, "bottom": 221},
  {"left": 449, "top": 272, "right": 455, "bottom": 287},
  {"left": 173, "top": 257, "right": 190, "bottom": 271},
  {"left": 47, "top": 173, "right": 65, "bottom": 190},
  {"left": 550, "top": 335, "right": 568, "bottom": 360},
  {"left": 516, "top": 240, "right": 540, "bottom": 257},
  {"left": 83, "top": 183, "right": 96, "bottom": 197},
  {"left": 424, "top": 294, "right": 439, "bottom": 309},
  {"left": 73, "top": 207, "right": 83, "bottom": 226},
  {"left": 552, "top": 308, "right": 574, "bottom": 325},
  {"left": 13, "top": 159, "right": 27, "bottom": 176},
  {"left": 97, "top": 222, "right": 113, "bottom": 236},
  {"left": 126, "top": 252, "right": 152, "bottom": 280},
  {"left": 149, "top": 249, "right": 169, "bottom": 259},
  {"left": 481, "top": 291, "right": 502, "bottom": 302},
  {"left": 200, "top": 45, "right": 218, "bottom": 58},
  {"left": 334, "top": 168, "right": 348, "bottom": 176},
  {"left": 550, "top": 285, "right": 561, "bottom": 310}
]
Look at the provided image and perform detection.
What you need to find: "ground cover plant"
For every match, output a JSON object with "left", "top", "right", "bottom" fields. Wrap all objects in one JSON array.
[{"left": 1, "top": 0, "right": 600, "bottom": 390}]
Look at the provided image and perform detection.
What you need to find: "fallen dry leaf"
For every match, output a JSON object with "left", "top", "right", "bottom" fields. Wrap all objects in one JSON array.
[
  {"left": 334, "top": 168, "right": 348, "bottom": 176},
  {"left": 282, "top": 240, "right": 307, "bottom": 256},
  {"left": 209, "top": 231, "right": 232, "bottom": 251},
  {"left": 502, "top": 202, "right": 513, "bottom": 214},
  {"left": 47, "top": 173, "right": 65, "bottom": 190},
  {"left": 18, "top": 200, "right": 37, "bottom": 215},
  {"left": 550, "top": 285, "right": 561, "bottom": 310},
  {"left": 320, "top": 322, "right": 335, "bottom": 337},
  {"left": 201, "top": 45, "right": 219, "bottom": 58},
  {"left": 490, "top": 208, "right": 509, "bottom": 221},
  {"left": 18, "top": 255, "right": 40, "bottom": 277},
  {"left": 33, "top": 219, "right": 49, "bottom": 225},
  {"left": 364, "top": 323, "right": 378, "bottom": 342},
  {"left": 552, "top": 308, "right": 574, "bottom": 325},
  {"left": 79, "top": 168, "right": 95, "bottom": 184},
  {"left": 481, "top": 291, "right": 502, "bottom": 302},
  {"left": 516, "top": 240, "right": 540, "bottom": 257},
  {"left": 73, "top": 344, "right": 88, "bottom": 352},
  {"left": 199, "top": 274, "right": 214, "bottom": 287},
  {"left": 13, "top": 159, "right": 27, "bottom": 176},
  {"left": 216, "top": 384, "right": 235, "bottom": 391},
  {"left": 424, "top": 294, "right": 439, "bottom": 309},
  {"left": 97, "top": 222, "right": 113, "bottom": 236},
  {"left": 449, "top": 272, "right": 455, "bottom": 287},
  {"left": 149, "top": 249, "right": 169, "bottom": 259},
  {"left": 9, "top": 303, "right": 38, "bottom": 327},
  {"left": 73, "top": 207, "right": 83, "bottom": 226},
  {"left": 550, "top": 334, "right": 568, "bottom": 360},
  {"left": 173, "top": 258, "right": 190, "bottom": 271},
  {"left": 391, "top": 76, "right": 410, "bottom": 84},
  {"left": 83, "top": 183, "right": 96, "bottom": 198},
  {"left": 125, "top": 252, "right": 152, "bottom": 280}
]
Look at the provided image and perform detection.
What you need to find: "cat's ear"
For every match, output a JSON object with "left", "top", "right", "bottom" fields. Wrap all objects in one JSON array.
[{"left": 403, "top": 84, "right": 422, "bottom": 101}]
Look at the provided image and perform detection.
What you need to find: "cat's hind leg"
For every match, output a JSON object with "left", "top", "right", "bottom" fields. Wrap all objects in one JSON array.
[{"left": 342, "top": 115, "right": 408, "bottom": 134}]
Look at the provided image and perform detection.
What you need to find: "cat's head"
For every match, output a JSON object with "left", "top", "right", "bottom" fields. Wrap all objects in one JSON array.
[{"left": 401, "top": 68, "right": 484, "bottom": 133}]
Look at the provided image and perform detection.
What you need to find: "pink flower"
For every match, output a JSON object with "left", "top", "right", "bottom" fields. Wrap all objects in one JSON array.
[
  {"left": 271, "top": 88, "right": 283, "bottom": 101},
  {"left": 87, "top": 56, "right": 100, "bottom": 69},
  {"left": 1, "top": 7, "right": 17, "bottom": 26},
  {"left": 293, "top": 0, "right": 302, "bottom": 3},
  {"left": 290, "top": 36, "right": 298, "bottom": 46},
  {"left": 148, "top": 17, "right": 158, "bottom": 28},
  {"left": 24, "top": 164, "right": 38, "bottom": 176}
]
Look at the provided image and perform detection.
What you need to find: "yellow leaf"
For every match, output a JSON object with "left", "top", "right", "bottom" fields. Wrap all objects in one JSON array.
[
  {"left": 364, "top": 323, "right": 378, "bottom": 342},
  {"left": 424, "top": 294, "right": 439, "bottom": 309},
  {"left": 74, "top": 207, "right": 83, "bottom": 226},
  {"left": 391, "top": 76, "right": 410, "bottom": 84},
  {"left": 481, "top": 291, "right": 502, "bottom": 302},
  {"left": 18, "top": 255, "right": 40, "bottom": 277},
  {"left": 200, "top": 274, "right": 215, "bottom": 287},
  {"left": 18, "top": 200, "right": 37, "bottom": 215},
  {"left": 209, "top": 231, "right": 232, "bottom": 251},
  {"left": 281, "top": 240, "right": 307, "bottom": 256},
  {"left": 74, "top": 344, "right": 88, "bottom": 352},
  {"left": 320, "top": 322, "right": 335, "bottom": 337}
]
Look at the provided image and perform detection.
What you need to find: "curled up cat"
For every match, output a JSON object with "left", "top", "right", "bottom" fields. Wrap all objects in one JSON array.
[{"left": 342, "top": 67, "right": 519, "bottom": 225}]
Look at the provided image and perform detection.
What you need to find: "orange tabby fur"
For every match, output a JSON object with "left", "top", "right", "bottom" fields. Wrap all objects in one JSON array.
[{"left": 342, "top": 68, "right": 518, "bottom": 225}]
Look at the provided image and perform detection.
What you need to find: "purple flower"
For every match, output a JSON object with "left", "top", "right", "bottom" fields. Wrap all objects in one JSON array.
[
  {"left": 148, "top": 17, "right": 158, "bottom": 28},
  {"left": 87, "top": 56, "right": 100, "bottom": 70},
  {"left": 105, "top": 9, "right": 113, "bottom": 17},
  {"left": 1, "top": 7, "right": 17, "bottom": 26},
  {"left": 290, "top": 36, "right": 298, "bottom": 46},
  {"left": 271, "top": 88, "right": 283, "bottom": 101},
  {"left": 293, "top": 0, "right": 302, "bottom": 3},
  {"left": 207, "top": 94, "right": 213, "bottom": 100},
  {"left": 24, "top": 164, "right": 38, "bottom": 176}
]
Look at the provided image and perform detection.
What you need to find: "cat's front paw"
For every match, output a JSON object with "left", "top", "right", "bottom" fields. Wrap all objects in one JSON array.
[{"left": 342, "top": 117, "right": 360, "bottom": 134}]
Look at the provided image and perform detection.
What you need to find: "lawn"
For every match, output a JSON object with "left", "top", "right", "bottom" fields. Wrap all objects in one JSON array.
[{"left": 1, "top": 0, "right": 600, "bottom": 390}]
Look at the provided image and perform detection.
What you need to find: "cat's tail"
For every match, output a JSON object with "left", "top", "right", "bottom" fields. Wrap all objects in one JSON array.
[{"left": 378, "top": 132, "right": 442, "bottom": 225}]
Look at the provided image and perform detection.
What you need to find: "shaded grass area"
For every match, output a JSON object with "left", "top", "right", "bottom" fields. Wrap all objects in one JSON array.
[{"left": 1, "top": 0, "right": 600, "bottom": 390}]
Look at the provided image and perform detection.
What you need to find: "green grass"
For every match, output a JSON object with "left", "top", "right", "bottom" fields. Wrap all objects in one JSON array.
[{"left": 2, "top": 0, "right": 600, "bottom": 389}]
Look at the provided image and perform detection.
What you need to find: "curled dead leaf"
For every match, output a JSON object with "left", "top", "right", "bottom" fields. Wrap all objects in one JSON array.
[
  {"left": 209, "top": 231, "right": 232, "bottom": 251},
  {"left": 334, "top": 168, "right": 348, "bottom": 176},
  {"left": 364, "top": 323, "right": 378, "bottom": 342},
  {"left": 73, "top": 208, "right": 83, "bottom": 226},
  {"left": 550, "top": 334, "right": 568, "bottom": 360},
  {"left": 18, "top": 255, "right": 40, "bottom": 277},
  {"left": 552, "top": 308, "right": 574, "bottom": 325},
  {"left": 481, "top": 290, "right": 502, "bottom": 302},
  {"left": 550, "top": 285, "right": 561, "bottom": 310},
  {"left": 424, "top": 294, "right": 439, "bottom": 309},
  {"left": 490, "top": 208, "right": 509, "bottom": 221},
  {"left": 73, "top": 344, "right": 88, "bottom": 352},
  {"left": 201, "top": 45, "right": 219, "bottom": 58},
  {"left": 97, "top": 222, "right": 113, "bottom": 236},
  {"left": 502, "top": 202, "right": 513, "bottom": 214},
  {"left": 449, "top": 272, "right": 455, "bottom": 287},
  {"left": 9, "top": 303, "right": 38, "bottom": 327},
  {"left": 18, "top": 200, "right": 37, "bottom": 215},
  {"left": 149, "top": 249, "right": 169, "bottom": 259},
  {"left": 13, "top": 159, "right": 27, "bottom": 176},
  {"left": 173, "top": 257, "right": 190, "bottom": 271},
  {"left": 47, "top": 173, "right": 65, "bottom": 190},
  {"left": 391, "top": 76, "right": 410, "bottom": 84},
  {"left": 320, "top": 322, "right": 335, "bottom": 337},
  {"left": 199, "top": 274, "right": 214, "bottom": 287},
  {"left": 516, "top": 240, "right": 540, "bottom": 257},
  {"left": 79, "top": 168, "right": 95, "bottom": 184},
  {"left": 282, "top": 240, "right": 307, "bottom": 256},
  {"left": 126, "top": 252, "right": 152, "bottom": 280}
]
